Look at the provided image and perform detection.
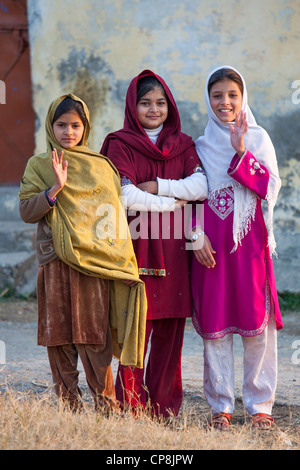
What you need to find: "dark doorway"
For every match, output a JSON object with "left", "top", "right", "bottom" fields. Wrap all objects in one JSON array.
[{"left": 0, "top": 0, "right": 35, "bottom": 184}]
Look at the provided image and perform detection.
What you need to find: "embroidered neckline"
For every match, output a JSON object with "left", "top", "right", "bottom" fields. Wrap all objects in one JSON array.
[{"left": 208, "top": 187, "right": 234, "bottom": 220}]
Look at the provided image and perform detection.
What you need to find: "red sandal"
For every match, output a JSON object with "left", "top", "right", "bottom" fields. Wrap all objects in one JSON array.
[
  {"left": 209, "top": 412, "right": 231, "bottom": 431},
  {"left": 251, "top": 413, "right": 274, "bottom": 429}
]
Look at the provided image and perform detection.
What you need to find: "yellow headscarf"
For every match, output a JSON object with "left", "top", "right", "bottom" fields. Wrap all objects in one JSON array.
[{"left": 19, "top": 94, "right": 147, "bottom": 368}]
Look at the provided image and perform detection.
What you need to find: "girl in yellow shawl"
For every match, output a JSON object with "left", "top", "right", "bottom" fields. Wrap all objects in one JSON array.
[{"left": 19, "top": 94, "right": 146, "bottom": 412}]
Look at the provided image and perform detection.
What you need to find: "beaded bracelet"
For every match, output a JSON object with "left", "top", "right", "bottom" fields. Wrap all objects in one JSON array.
[{"left": 45, "top": 189, "right": 57, "bottom": 206}]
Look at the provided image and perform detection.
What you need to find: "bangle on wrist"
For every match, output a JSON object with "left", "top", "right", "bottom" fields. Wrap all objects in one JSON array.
[
  {"left": 191, "top": 230, "right": 205, "bottom": 242},
  {"left": 45, "top": 188, "right": 57, "bottom": 206}
]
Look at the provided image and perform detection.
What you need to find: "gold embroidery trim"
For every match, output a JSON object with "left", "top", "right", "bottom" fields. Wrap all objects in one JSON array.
[{"left": 139, "top": 267, "right": 166, "bottom": 277}]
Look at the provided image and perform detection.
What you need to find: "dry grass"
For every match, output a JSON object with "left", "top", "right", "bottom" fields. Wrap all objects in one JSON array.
[
  {"left": 0, "top": 387, "right": 299, "bottom": 451},
  {"left": 1, "top": 300, "right": 299, "bottom": 451}
]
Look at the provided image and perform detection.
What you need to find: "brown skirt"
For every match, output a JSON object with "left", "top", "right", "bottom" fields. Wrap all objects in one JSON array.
[{"left": 37, "top": 259, "right": 110, "bottom": 346}]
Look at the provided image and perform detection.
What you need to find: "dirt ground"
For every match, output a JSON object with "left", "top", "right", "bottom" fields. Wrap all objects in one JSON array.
[{"left": 0, "top": 299, "right": 300, "bottom": 433}]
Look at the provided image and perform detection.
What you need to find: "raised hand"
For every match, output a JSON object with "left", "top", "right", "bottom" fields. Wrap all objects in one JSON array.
[
  {"left": 48, "top": 148, "right": 68, "bottom": 199},
  {"left": 229, "top": 110, "right": 248, "bottom": 157}
]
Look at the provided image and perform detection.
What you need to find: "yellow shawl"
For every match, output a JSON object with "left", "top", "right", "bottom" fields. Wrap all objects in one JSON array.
[{"left": 19, "top": 94, "right": 147, "bottom": 368}]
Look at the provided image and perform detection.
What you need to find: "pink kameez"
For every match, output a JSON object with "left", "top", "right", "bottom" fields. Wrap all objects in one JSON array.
[{"left": 191, "top": 150, "right": 283, "bottom": 339}]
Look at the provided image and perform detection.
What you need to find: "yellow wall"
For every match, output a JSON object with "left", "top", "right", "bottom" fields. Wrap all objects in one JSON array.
[{"left": 27, "top": 0, "right": 300, "bottom": 290}]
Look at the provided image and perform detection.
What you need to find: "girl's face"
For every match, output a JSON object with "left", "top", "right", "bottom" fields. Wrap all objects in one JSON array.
[
  {"left": 209, "top": 78, "right": 243, "bottom": 123},
  {"left": 53, "top": 110, "right": 85, "bottom": 148},
  {"left": 136, "top": 86, "right": 168, "bottom": 130}
]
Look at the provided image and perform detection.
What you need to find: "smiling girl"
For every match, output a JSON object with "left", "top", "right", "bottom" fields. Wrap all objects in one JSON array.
[
  {"left": 191, "top": 66, "right": 283, "bottom": 430},
  {"left": 18, "top": 94, "right": 146, "bottom": 412},
  {"left": 101, "top": 70, "right": 207, "bottom": 418}
]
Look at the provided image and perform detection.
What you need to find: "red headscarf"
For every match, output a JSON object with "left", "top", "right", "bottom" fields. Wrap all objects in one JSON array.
[
  {"left": 101, "top": 69, "right": 194, "bottom": 161},
  {"left": 100, "top": 70, "right": 196, "bottom": 291}
]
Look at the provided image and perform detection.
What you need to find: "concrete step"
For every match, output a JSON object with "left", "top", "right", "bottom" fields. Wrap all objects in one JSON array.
[
  {"left": 0, "top": 186, "right": 38, "bottom": 296},
  {"left": 0, "top": 221, "right": 36, "bottom": 253},
  {"left": 0, "top": 185, "right": 21, "bottom": 222},
  {"left": 0, "top": 251, "right": 37, "bottom": 297}
]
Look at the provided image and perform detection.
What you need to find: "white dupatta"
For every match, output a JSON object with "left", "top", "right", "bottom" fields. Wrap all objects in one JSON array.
[{"left": 195, "top": 66, "right": 281, "bottom": 255}]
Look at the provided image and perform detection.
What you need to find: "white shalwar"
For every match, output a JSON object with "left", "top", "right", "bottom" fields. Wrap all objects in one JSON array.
[{"left": 203, "top": 314, "right": 278, "bottom": 415}]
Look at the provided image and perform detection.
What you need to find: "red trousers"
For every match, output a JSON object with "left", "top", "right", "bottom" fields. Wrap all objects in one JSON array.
[{"left": 115, "top": 317, "right": 186, "bottom": 418}]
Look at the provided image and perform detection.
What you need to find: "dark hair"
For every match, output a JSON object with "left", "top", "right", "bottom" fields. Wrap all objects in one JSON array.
[
  {"left": 208, "top": 68, "right": 243, "bottom": 96},
  {"left": 136, "top": 76, "right": 167, "bottom": 103},
  {"left": 52, "top": 96, "right": 87, "bottom": 126}
]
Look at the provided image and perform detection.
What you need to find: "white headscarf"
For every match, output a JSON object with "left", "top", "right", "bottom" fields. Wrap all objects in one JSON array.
[{"left": 195, "top": 65, "right": 281, "bottom": 256}]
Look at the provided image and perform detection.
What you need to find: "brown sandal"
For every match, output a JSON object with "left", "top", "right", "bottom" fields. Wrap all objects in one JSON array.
[
  {"left": 210, "top": 412, "right": 231, "bottom": 431},
  {"left": 251, "top": 413, "right": 274, "bottom": 429}
]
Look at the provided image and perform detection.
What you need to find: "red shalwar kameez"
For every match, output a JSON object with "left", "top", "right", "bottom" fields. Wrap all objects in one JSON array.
[{"left": 101, "top": 70, "right": 207, "bottom": 417}]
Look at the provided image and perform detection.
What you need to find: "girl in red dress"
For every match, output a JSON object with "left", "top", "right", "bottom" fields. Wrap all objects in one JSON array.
[{"left": 101, "top": 70, "right": 207, "bottom": 417}]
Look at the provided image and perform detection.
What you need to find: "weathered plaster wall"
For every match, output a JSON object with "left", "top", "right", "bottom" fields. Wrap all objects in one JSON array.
[{"left": 27, "top": 0, "right": 300, "bottom": 292}]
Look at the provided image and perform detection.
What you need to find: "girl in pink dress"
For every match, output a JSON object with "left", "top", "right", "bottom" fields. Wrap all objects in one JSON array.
[{"left": 191, "top": 66, "right": 283, "bottom": 430}]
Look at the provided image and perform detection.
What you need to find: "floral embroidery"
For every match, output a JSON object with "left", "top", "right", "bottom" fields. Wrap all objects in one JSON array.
[
  {"left": 139, "top": 267, "right": 166, "bottom": 277},
  {"left": 208, "top": 188, "right": 234, "bottom": 220},
  {"left": 249, "top": 158, "right": 265, "bottom": 175},
  {"left": 121, "top": 175, "right": 133, "bottom": 186}
]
